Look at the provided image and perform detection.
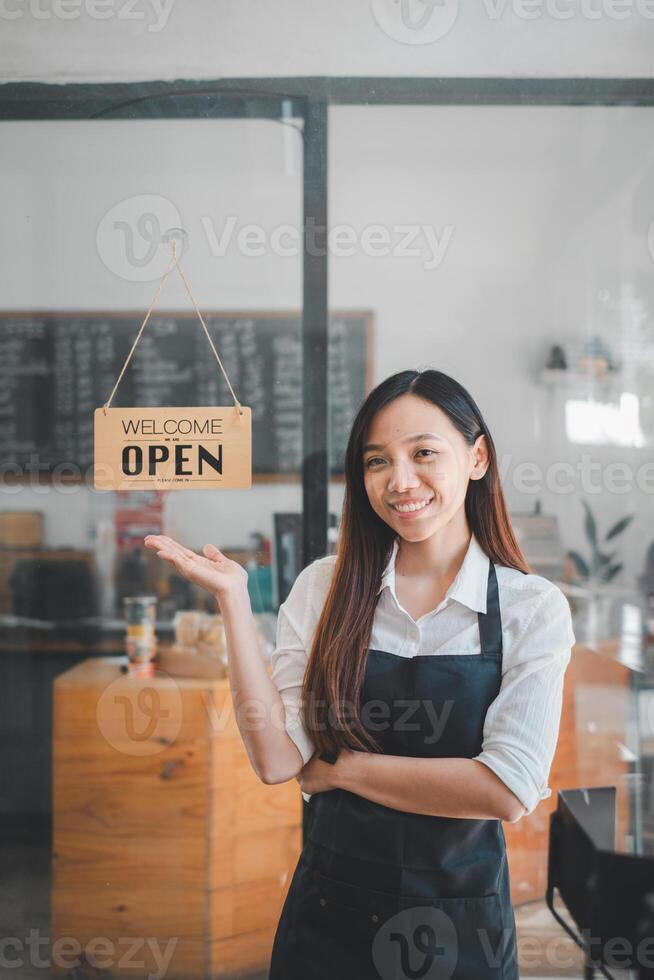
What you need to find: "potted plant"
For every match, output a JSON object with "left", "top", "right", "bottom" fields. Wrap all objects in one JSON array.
[
  {"left": 565, "top": 501, "right": 634, "bottom": 641},
  {"left": 566, "top": 500, "right": 633, "bottom": 585}
]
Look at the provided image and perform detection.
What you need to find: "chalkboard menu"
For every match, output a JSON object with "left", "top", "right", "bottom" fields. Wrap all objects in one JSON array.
[{"left": 0, "top": 311, "right": 372, "bottom": 479}]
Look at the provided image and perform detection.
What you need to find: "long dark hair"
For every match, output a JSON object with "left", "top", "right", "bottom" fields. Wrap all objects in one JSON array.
[{"left": 301, "top": 369, "right": 530, "bottom": 757}]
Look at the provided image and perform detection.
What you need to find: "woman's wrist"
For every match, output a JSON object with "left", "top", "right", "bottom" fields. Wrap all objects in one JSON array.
[
  {"left": 214, "top": 585, "right": 251, "bottom": 616},
  {"left": 333, "top": 748, "right": 358, "bottom": 792}
]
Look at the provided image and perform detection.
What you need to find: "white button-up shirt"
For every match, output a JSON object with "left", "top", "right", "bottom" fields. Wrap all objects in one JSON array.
[{"left": 270, "top": 532, "right": 576, "bottom": 815}]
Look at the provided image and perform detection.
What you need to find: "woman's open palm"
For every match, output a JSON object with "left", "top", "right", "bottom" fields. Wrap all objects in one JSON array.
[{"left": 143, "top": 534, "right": 249, "bottom": 598}]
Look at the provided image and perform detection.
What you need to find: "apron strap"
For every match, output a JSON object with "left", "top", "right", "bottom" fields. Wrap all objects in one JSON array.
[{"left": 478, "top": 561, "right": 503, "bottom": 661}]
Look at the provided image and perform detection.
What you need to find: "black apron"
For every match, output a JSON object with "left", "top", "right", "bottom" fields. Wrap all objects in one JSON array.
[{"left": 268, "top": 561, "right": 519, "bottom": 980}]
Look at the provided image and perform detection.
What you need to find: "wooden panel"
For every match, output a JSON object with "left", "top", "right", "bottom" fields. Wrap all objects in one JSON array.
[
  {"left": 52, "top": 657, "right": 303, "bottom": 979},
  {"left": 53, "top": 831, "right": 209, "bottom": 891},
  {"left": 211, "top": 876, "right": 290, "bottom": 939},
  {"left": 49, "top": 929, "right": 281, "bottom": 980},
  {"left": 210, "top": 777, "right": 300, "bottom": 842},
  {"left": 54, "top": 657, "right": 232, "bottom": 741},
  {"left": 53, "top": 736, "right": 209, "bottom": 840},
  {"left": 209, "top": 927, "right": 278, "bottom": 979},
  {"left": 51, "top": 885, "right": 206, "bottom": 941},
  {"left": 0, "top": 511, "right": 43, "bottom": 547},
  {"left": 210, "top": 824, "right": 301, "bottom": 891}
]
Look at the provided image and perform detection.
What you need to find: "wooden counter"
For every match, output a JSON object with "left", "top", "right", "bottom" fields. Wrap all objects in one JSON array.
[
  {"left": 51, "top": 658, "right": 302, "bottom": 979},
  {"left": 51, "top": 638, "right": 636, "bottom": 976}
]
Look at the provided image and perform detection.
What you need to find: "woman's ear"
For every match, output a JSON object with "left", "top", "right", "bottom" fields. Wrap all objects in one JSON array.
[{"left": 469, "top": 434, "right": 490, "bottom": 480}]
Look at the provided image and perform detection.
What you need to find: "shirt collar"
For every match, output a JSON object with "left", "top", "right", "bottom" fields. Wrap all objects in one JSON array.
[{"left": 376, "top": 532, "right": 490, "bottom": 614}]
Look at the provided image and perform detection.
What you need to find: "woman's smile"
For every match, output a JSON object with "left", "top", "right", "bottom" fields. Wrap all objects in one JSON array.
[{"left": 389, "top": 495, "right": 434, "bottom": 518}]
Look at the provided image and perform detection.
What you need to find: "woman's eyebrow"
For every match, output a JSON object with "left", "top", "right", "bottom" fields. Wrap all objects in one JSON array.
[{"left": 363, "top": 433, "right": 445, "bottom": 453}]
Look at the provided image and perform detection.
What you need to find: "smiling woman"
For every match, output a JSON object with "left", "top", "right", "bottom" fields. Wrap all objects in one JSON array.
[
  {"left": 141, "top": 368, "right": 574, "bottom": 980},
  {"left": 261, "top": 368, "right": 576, "bottom": 980},
  {"left": 362, "top": 411, "right": 477, "bottom": 530}
]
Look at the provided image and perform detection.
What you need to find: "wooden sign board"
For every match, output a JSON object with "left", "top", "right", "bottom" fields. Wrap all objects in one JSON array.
[{"left": 93, "top": 406, "right": 251, "bottom": 491}]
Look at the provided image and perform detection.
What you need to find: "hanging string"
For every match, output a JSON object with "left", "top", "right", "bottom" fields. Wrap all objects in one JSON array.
[{"left": 103, "top": 239, "right": 244, "bottom": 417}]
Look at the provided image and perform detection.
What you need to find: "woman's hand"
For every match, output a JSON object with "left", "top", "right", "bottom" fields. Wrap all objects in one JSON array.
[
  {"left": 295, "top": 749, "right": 355, "bottom": 795},
  {"left": 143, "top": 534, "right": 249, "bottom": 600}
]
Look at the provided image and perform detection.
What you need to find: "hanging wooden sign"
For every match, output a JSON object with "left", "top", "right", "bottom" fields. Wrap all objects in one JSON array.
[
  {"left": 93, "top": 236, "right": 252, "bottom": 492},
  {"left": 93, "top": 405, "right": 251, "bottom": 491}
]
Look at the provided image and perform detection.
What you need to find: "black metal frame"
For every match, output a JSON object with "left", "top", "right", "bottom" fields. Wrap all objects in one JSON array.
[
  {"left": 2, "top": 76, "right": 654, "bottom": 565},
  {"left": 547, "top": 787, "right": 654, "bottom": 980}
]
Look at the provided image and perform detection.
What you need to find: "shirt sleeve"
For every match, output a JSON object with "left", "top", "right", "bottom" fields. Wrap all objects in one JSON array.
[
  {"left": 472, "top": 583, "right": 576, "bottom": 816},
  {"left": 269, "top": 563, "right": 317, "bottom": 767}
]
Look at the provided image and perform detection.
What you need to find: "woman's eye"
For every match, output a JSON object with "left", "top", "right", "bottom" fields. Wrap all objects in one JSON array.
[{"left": 365, "top": 449, "right": 437, "bottom": 468}]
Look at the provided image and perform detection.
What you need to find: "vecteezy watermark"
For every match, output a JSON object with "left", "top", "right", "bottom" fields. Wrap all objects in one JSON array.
[
  {"left": 220, "top": 696, "right": 457, "bottom": 744},
  {"left": 94, "top": 194, "right": 455, "bottom": 281},
  {"left": 0, "top": 930, "right": 178, "bottom": 979},
  {"left": 371, "top": 0, "right": 461, "bottom": 44},
  {"left": 94, "top": 685, "right": 458, "bottom": 756},
  {"left": 372, "top": 906, "right": 461, "bottom": 979},
  {"left": 0, "top": 0, "right": 176, "bottom": 32},
  {"left": 96, "top": 195, "right": 184, "bottom": 282},
  {"left": 201, "top": 215, "right": 454, "bottom": 271},
  {"left": 371, "top": 0, "right": 654, "bottom": 45},
  {"left": 3, "top": 450, "right": 654, "bottom": 499},
  {"left": 496, "top": 452, "right": 654, "bottom": 497},
  {"left": 481, "top": 0, "right": 654, "bottom": 20},
  {"left": 367, "top": 908, "right": 654, "bottom": 978},
  {"left": 95, "top": 669, "right": 183, "bottom": 756}
]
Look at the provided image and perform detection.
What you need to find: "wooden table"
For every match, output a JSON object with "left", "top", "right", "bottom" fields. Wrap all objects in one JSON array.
[{"left": 51, "top": 657, "right": 302, "bottom": 979}]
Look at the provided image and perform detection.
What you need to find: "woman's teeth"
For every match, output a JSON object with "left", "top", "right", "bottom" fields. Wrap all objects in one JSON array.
[{"left": 392, "top": 498, "right": 432, "bottom": 513}]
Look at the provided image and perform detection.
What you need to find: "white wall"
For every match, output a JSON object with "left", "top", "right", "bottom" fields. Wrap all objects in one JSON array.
[
  {"left": 1, "top": 0, "right": 654, "bottom": 82},
  {"left": 329, "top": 105, "right": 654, "bottom": 583},
  {"left": 2, "top": 105, "right": 653, "bottom": 592}
]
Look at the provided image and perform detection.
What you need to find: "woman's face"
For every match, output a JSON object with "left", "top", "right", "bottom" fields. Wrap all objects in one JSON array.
[{"left": 362, "top": 393, "right": 488, "bottom": 540}]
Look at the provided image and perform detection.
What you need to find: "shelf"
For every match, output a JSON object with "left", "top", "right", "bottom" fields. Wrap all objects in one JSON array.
[{"left": 538, "top": 367, "right": 626, "bottom": 390}]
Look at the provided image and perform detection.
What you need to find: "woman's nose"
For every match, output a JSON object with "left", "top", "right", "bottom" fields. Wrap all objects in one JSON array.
[{"left": 387, "top": 463, "right": 421, "bottom": 491}]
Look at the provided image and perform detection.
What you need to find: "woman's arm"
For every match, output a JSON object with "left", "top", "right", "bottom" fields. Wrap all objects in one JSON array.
[
  {"left": 299, "top": 750, "right": 526, "bottom": 822},
  {"left": 144, "top": 535, "right": 305, "bottom": 784},
  {"left": 219, "top": 587, "right": 307, "bottom": 784},
  {"left": 298, "top": 582, "right": 575, "bottom": 822}
]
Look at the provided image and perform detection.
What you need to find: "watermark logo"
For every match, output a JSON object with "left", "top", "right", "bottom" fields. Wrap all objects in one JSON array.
[
  {"left": 96, "top": 194, "right": 183, "bottom": 282},
  {"left": 96, "top": 197, "right": 455, "bottom": 280},
  {"left": 371, "top": 0, "right": 460, "bottom": 44},
  {"left": 3, "top": 450, "right": 654, "bottom": 502},
  {"left": 0, "top": 929, "right": 178, "bottom": 979},
  {"left": 372, "top": 906, "right": 459, "bottom": 979},
  {"left": 95, "top": 670, "right": 183, "bottom": 755},
  {"left": 371, "top": 0, "right": 654, "bottom": 44},
  {"left": 0, "top": 0, "right": 176, "bottom": 32}
]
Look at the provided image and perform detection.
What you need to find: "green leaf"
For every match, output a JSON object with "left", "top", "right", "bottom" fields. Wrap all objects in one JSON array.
[
  {"left": 604, "top": 562, "right": 623, "bottom": 583},
  {"left": 581, "top": 499, "right": 598, "bottom": 550},
  {"left": 594, "top": 550, "right": 616, "bottom": 568},
  {"left": 605, "top": 514, "right": 634, "bottom": 542},
  {"left": 567, "top": 550, "right": 590, "bottom": 579}
]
